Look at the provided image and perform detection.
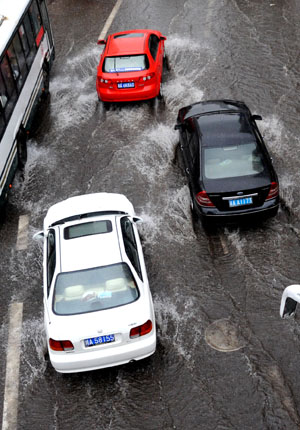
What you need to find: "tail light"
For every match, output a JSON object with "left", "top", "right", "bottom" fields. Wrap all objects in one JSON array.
[
  {"left": 266, "top": 182, "right": 279, "bottom": 200},
  {"left": 49, "top": 338, "right": 74, "bottom": 351},
  {"left": 139, "top": 73, "right": 155, "bottom": 82},
  {"left": 196, "top": 191, "right": 215, "bottom": 207},
  {"left": 98, "top": 77, "right": 112, "bottom": 85},
  {"left": 130, "top": 320, "right": 153, "bottom": 338}
]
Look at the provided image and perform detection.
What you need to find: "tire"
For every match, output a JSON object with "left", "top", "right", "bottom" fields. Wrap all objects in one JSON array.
[
  {"left": 41, "top": 61, "right": 50, "bottom": 99},
  {"left": 158, "top": 82, "right": 163, "bottom": 100},
  {"left": 103, "top": 101, "right": 110, "bottom": 111},
  {"left": 163, "top": 52, "right": 171, "bottom": 72},
  {"left": 17, "top": 128, "right": 27, "bottom": 168}
]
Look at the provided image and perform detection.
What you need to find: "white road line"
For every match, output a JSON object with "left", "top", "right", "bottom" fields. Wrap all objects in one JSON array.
[
  {"left": 16, "top": 215, "right": 29, "bottom": 251},
  {"left": 2, "top": 303, "right": 23, "bottom": 430},
  {"left": 97, "top": 0, "right": 123, "bottom": 41}
]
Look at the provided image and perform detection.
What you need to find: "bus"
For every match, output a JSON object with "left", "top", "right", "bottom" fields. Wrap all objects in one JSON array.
[{"left": 0, "top": 0, "right": 54, "bottom": 216}]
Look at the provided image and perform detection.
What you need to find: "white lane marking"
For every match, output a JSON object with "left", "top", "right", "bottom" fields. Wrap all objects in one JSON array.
[
  {"left": 2, "top": 303, "right": 23, "bottom": 430},
  {"left": 98, "top": 0, "right": 123, "bottom": 41},
  {"left": 16, "top": 215, "right": 29, "bottom": 251}
]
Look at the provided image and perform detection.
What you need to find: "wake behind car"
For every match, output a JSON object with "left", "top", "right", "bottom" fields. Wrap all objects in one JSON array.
[
  {"left": 96, "top": 29, "right": 166, "bottom": 104},
  {"left": 175, "top": 100, "right": 279, "bottom": 225},
  {"left": 34, "top": 193, "right": 156, "bottom": 373}
]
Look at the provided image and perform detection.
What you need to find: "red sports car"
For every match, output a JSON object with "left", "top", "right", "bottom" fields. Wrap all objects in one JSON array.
[{"left": 96, "top": 29, "right": 167, "bottom": 103}]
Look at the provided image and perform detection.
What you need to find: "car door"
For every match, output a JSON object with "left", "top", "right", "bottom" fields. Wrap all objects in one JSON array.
[
  {"left": 44, "top": 228, "right": 57, "bottom": 322},
  {"left": 120, "top": 216, "right": 143, "bottom": 282},
  {"left": 148, "top": 34, "right": 162, "bottom": 82},
  {"left": 180, "top": 119, "right": 199, "bottom": 195}
]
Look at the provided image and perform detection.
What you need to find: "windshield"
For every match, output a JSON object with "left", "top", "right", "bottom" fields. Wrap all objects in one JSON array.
[
  {"left": 103, "top": 55, "right": 149, "bottom": 73},
  {"left": 203, "top": 142, "right": 265, "bottom": 179},
  {"left": 53, "top": 263, "right": 139, "bottom": 315}
]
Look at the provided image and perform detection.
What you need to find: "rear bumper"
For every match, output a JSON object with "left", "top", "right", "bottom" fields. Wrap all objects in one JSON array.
[
  {"left": 195, "top": 198, "right": 279, "bottom": 223},
  {"left": 97, "top": 82, "right": 159, "bottom": 102},
  {"left": 48, "top": 329, "right": 156, "bottom": 373}
]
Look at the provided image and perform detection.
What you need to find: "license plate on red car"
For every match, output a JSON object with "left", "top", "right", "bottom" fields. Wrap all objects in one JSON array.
[
  {"left": 118, "top": 82, "right": 135, "bottom": 89},
  {"left": 84, "top": 334, "right": 115, "bottom": 347},
  {"left": 229, "top": 197, "right": 252, "bottom": 207}
]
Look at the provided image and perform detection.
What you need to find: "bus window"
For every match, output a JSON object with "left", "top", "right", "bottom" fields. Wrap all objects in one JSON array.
[
  {"left": 23, "top": 13, "right": 36, "bottom": 67},
  {"left": 29, "top": 1, "right": 42, "bottom": 42},
  {"left": 12, "top": 33, "right": 28, "bottom": 88},
  {"left": 18, "top": 24, "right": 31, "bottom": 63},
  {"left": 0, "top": 110, "right": 5, "bottom": 137},
  {"left": 0, "top": 56, "right": 17, "bottom": 119},
  {"left": 0, "top": 72, "right": 8, "bottom": 111}
]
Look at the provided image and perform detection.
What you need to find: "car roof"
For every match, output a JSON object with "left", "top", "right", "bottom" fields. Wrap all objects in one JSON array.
[
  {"left": 178, "top": 99, "right": 249, "bottom": 122},
  {"left": 58, "top": 215, "right": 123, "bottom": 273},
  {"left": 197, "top": 112, "right": 255, "bottom": 147},
  {"left": 106, "top": 29, "right": 152, "bottom": 56},
  {"left": 44, "top": 193, "right": 135, "bottom": 230}
]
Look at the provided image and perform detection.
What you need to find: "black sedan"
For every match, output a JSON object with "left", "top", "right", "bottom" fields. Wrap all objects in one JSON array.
[{"left": 175, "top": 100, "right": 279, "bottom": 225}]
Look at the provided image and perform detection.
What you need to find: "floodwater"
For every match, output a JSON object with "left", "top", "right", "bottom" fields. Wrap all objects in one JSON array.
[{"left": 0, "top": 0, "right": 300, "bottom": 429}]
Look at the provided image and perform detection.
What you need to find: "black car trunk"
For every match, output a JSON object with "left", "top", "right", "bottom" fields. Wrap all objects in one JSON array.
[{"left": 203, "top": 175, "right": 271, "bottom": 212}]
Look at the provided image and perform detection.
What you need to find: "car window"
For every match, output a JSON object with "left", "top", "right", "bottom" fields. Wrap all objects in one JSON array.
[
  {"left": 47, "top": 229, "right": 56, "bottom": 296},
  {"left": 148, "top": 34, "right": 160, "bottom": 60},
  {"left": 203, "top": 142, "right": 265, "bottom": 179},
  {"left": 120, "top": 217, "right": 142, "bottom": 280},
  {"left": 103, "top": 55, "right": 149, "bottom": 73},
  {"left": 53, "top": 263, "right": 139, "bottom": 315}
]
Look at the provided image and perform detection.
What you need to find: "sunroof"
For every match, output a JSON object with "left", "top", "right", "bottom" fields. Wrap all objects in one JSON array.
[
  {"left": 114, "top": 33, "right": 144, "bottom": 39},
  {"left": 64, "top": 220, "right": 112, "bottom": 239}
]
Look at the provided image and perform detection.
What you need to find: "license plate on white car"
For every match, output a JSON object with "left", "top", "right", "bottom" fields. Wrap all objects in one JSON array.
[
  {"left": 84, "top": 334, "right": 115, "bottom": 347},
  {"left": 118, "top": 82, "right": 135, "bottom": 89},
  {"left": 229, "top": 197, "right": 253, "bottom": 207}
]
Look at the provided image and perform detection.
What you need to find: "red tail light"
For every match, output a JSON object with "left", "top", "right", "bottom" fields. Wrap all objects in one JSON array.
[
  {"left": 196, "top": 191, "right": 215, "bottom": 207},
  {"left": 49, "top": 338, "right": 74, "bottom": 351},
  {"left": 266, "top": 182, "right": 279, "bottom": 201},
  {"left": 130, "top": 320, "right": 153, "bottom": 338}
]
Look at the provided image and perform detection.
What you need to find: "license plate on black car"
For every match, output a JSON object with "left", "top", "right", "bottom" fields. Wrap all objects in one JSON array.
[
  {"left": 229, "top": 197, "right": 252, "bottom": 207},
  {"left": 84, "top": 334, "right": 115, "bottom": 347},
  {"left": 118, "top": 82, "right": 135, "bottom": 89}
]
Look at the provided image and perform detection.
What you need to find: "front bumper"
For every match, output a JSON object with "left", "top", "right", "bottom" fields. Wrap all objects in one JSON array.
[{"left": 48, "top": 329, "right": 156, "bottom": 373}]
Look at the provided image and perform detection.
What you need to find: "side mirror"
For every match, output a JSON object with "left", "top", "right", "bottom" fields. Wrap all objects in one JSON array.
[
  {"left": 133, "top": 216, "right": 143, "bottom": 224},
  {"left": 174, "top": 123, "right": 183, "bottom": 130},
  {"left": 33, "top": 231, "right": 44, "bottom": 242},
  {"left": 252, "top": 114, "right": 262, "bottom": 121},
  {"left": 97, "top": 39, "right": 106, "bottom": 45},
  {"left": 160, "top": 36, "right": 167, "bottom": 41},
  {"left": 280, "top": 284, "right": 300, "bottom": 317}
]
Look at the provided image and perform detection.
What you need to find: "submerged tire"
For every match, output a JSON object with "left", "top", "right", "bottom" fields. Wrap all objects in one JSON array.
[{"left": 17, "top": 128, "right": 27, "bottom": 168}]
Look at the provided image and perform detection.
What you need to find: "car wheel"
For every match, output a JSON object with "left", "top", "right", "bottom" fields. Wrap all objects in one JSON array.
[
  {"left": 103, "top": 101, "right": 110, "bottom": 111},
  {"left": 163, "top": 52, "right": 171, "bottom": 72},
  {"left": 158, "top": 82, "right": 164, "bottom": 100}
]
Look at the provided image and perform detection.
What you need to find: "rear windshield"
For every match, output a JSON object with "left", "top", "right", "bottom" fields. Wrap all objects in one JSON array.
[
  {"left": 203, "top": 142, "right": 265, "bottom": 179},
  {"left": 53, "top": 263, "right": 139, "bottom": 315},
  {"left": 103, "top": 55, "right": 149, "bottom": 73}
]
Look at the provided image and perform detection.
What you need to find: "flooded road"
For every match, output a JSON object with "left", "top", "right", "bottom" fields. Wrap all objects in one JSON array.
[{"left": 0, "top": 0, "right": 300, "bottom": 428}]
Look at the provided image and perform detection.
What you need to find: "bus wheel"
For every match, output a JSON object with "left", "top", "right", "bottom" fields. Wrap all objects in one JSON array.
[
  {"left": 17, "top": 130, "right": 27, "bottom": 168},
  {"left": 42, "top": 62, "right": 50, "bottom": 98}
]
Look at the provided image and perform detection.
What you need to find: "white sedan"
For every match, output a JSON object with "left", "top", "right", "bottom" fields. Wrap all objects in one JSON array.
[
  {"left": 34, "top": 193, "right": 156, "bottom": 373},
  {"left": 280, "top": 284, "right": 300, "bottom": 318}
]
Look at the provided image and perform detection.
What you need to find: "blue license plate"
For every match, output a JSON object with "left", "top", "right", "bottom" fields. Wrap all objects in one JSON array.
[
  {"left": 118, "top": 82, "right": 135, "bottom": 89},
  {"left": 84, "top": 334, "right": 115, "bottom": 347},
  {"left": 229, "top": 197, "right": 253, "bottom": 207}
]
